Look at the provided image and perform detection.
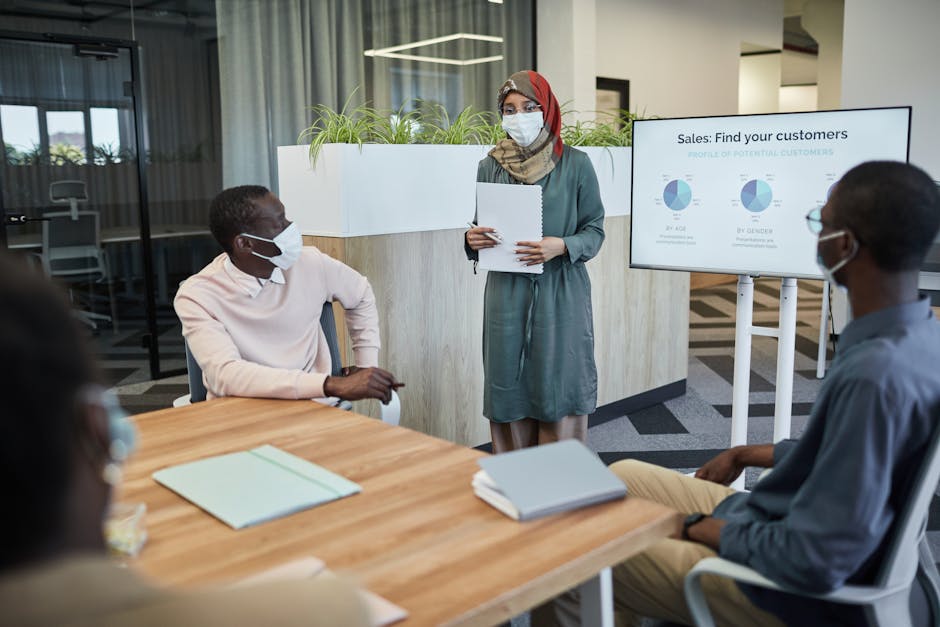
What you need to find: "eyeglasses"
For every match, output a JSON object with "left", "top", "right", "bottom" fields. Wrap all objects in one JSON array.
[
  {"left": 501, "top": 101, "right": 542, "bottom": 116},
  {"left": 805, "top": 207, "right": 835, "bottom": 235}
]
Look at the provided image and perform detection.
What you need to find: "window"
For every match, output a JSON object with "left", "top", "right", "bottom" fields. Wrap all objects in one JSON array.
[
  {"left": 0, "top": 104, "right": 40, "bottom": 164},
  {"left": 91, "top": 107, "right": 122, "bottom": 163},
  {"left": 1, "top": 103, "right": 132, "bottom": 166},
  {"left": 46, "top": 110, "right": 87, "bottom": 165}
]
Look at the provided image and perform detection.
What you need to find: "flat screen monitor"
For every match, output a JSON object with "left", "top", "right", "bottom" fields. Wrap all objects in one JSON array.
[
  {"left": 924, "top": 181, "right": 940, "bottom": 275},
  {"left": 629, "top": 107, "right": 911, "bottom": 279},
  {"left": 921, "top": 181, "right": 940, "bottom": 303}
]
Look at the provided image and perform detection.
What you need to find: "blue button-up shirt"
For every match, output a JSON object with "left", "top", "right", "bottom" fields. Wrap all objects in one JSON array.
[{"left": 713, "top": 296, "right": 940, "bottom": 625}]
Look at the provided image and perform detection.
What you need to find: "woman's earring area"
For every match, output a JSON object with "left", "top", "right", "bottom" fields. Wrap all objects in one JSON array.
[
  {"left": 101, "top": 461, "right": 123, "bottom": 486},
  {"left": 102, "top": 438, "right": 130, "bottom": 486},
  {"left": 83, "top": 385, "right": 137, "bottom": 487}
]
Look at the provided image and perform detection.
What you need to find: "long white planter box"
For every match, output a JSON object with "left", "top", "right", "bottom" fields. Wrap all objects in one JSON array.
[{"left": 277, "top": 143, "right": 631, "bottom": 237}]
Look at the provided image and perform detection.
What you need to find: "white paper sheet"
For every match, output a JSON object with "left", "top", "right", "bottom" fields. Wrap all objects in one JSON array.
[
  {"left": 232, "top": 558, "right": 409, "bottom": 626},
  {"left": 380, "top": 390, "right": 400, "bottom": 426},
  {"left": 476, "top": 182, "right": 543, "bottom": 274}
]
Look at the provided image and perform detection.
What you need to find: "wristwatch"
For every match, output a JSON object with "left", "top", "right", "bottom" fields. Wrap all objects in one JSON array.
[{"left": 682, "top": 512, "right": 708, "bottom": 540}]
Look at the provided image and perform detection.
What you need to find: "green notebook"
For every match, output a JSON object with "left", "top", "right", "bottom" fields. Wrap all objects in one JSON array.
[{"left": 152, "top": 445, "right": 361, "bottom": 529}]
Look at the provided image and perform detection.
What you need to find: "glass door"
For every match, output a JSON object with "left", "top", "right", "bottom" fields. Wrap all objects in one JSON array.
[{"left": 0, "top": 32, "right": 188, "bottom": 382}]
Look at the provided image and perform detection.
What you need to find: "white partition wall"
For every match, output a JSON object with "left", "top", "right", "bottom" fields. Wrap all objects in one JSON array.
[{"left": 277, "top": 144, "right": 632, "bottom": 237}]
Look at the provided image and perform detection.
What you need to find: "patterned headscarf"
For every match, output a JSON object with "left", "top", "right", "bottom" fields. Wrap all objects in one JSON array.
[{"left": 490, "top": 70, "right": 564, "bottom": 184}]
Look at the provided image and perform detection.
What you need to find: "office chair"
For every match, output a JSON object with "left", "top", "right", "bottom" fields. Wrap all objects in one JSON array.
[
  {"left": 41, "top": 208, "right": 118, "bottom": 332},
  {"left": 50, "top": 180, "right": 88, "bottom": 221},
  {"left": 684, "top": 422, "right": 940, "bottom": 627},
  {"left": 320, "top": 301, "right": 401, "bottom": 424}
]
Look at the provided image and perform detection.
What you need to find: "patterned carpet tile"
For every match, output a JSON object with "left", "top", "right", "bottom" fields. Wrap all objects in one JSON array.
[{"left": 712, "top": 402, "right": 815, "bottom": 418}]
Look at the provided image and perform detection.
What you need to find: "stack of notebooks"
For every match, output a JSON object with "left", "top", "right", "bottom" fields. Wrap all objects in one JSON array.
[
  {"left": 472, "top": 439, "right": 628, "bottom": 521},
  {"left": 153, "top": 444, "right": 360, "bottom": 529}
]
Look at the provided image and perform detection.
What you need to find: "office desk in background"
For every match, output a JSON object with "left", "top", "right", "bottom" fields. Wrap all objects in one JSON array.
[
  {"left": 120, "top": 398, "right": 680, "bottom": 626},
  {"left": 7, "top": 224, "right": 210, "bottom": 302}
]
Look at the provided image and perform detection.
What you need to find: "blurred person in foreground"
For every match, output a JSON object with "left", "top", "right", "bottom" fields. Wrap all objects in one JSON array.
[{"left": 0, "top": 253, "right": 370, "bottom": 626}]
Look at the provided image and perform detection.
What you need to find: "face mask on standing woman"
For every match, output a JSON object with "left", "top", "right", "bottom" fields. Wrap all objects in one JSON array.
[{"left": 501, "top": 111, "right": 544, "bottom": 148}]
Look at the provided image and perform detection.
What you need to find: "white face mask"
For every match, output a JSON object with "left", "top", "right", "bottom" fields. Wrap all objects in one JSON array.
[
  {"left": 241, "top": 222, "right": 303, "bottom": 270},
  {"left": 816, "top": 229, "right": 858, "bottom": 287},
  {"left": 501, "top": 111, "right": 544, "bottom": 148}
]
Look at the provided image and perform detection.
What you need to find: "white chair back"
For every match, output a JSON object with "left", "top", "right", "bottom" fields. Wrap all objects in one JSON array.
[
  {"left": 877, "top": 416, "right": 940, "bottom": 589},
  {"left": 49, "top": 180, "right": 88, "bottom": 221},
  {"left": 41, "top": 211, "right": 107, "bottom": 279}
]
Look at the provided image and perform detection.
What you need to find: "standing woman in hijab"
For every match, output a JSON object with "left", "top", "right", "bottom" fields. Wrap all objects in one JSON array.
[{"left": 465, "top": 70, "right": 605, "bottom": 453}]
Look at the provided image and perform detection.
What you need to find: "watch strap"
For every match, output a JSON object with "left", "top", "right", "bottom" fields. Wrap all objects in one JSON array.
[{"left": 682, "top": 512, "right": 707, "bottom": 540}]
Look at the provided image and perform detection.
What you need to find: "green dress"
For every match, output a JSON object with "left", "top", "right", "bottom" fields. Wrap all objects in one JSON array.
[{"left": 468, "top": 145, "right": 606, "bottom": 422}]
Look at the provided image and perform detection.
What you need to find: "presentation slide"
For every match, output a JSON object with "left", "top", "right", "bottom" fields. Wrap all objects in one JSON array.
[{"left": 630, "top": 107, "right": 911, "bottom": 278}]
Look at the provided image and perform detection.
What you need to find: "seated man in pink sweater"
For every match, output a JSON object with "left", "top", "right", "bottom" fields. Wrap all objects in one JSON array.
[{"left": 175, "top": 185, "right": 402, "bottom": 404}]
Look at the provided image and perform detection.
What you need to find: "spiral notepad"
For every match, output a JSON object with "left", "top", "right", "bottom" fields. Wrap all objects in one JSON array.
[{"left": 475, "top": 182, "right": 543, "bottom": 274}]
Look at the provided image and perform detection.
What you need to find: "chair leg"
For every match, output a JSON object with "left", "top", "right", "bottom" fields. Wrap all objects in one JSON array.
[
  {"left": 918, "top": 539, "right": 940, "bottom": 625},
  {"left": 683, "top": 568, "right": 717, "bottom": 627},
  {"left": 73, "top": 309, "right": 99, "bottom": 330},
  {"left": 863, "top": 590, "right": 914, "bottom": 627},
  {"left": 106, "top": 276, "right": 119, "bottom": 334}
]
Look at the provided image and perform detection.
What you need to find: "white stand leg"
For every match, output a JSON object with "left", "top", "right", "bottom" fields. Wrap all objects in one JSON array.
[
  {"left": 816, "top": 281, "right": 830, "bottom": 379},
  {"left": 730, "top": 275, "right": 754, "bottom": 491},
  {"left": 773, "top": 278, "right": 797, "bottom": 442},
  {"left": 831, "top": 286, "right": 851, "bottom": 332},
  {"left": 579, "top": 567, "right": 613, "bottom": 627}
]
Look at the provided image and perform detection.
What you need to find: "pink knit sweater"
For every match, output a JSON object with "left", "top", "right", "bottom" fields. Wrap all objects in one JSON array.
[{"left": 174, "top": 248, "right": 380, "bottom": 400}]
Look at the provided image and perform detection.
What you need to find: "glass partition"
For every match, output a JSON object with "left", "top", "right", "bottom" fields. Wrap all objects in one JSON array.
[{"left": 0, "top": 1, "right": 222, "bottom": 384}]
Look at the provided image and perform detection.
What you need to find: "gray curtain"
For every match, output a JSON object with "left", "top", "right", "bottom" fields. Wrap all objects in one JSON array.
[
  {"left": 217, "top": 0, "right": 366, "bottom": 190},
  {"left": 216, "top": 0, "right": 534, "bottom": 190},
  {"left": 366, "top": 0, "right": 533, "bottom": 116}
]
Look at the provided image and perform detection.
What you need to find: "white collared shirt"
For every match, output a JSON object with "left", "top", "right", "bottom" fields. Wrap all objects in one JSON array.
[{"left": 221, "top": 257, "right": 285, "bottom": 298}]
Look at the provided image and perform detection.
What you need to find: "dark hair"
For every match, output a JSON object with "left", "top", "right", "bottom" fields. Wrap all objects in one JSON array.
[
  {"left": 208, "top": 185, "right": 270, "bottom": 253},
  {"left": 832, "top": 161, "right": 940, "bottom": 271},
  {"left": 0, "top": 254, "right": 99, "bottom": 569}
]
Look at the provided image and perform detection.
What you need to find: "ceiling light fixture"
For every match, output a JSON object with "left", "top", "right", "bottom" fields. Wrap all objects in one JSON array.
[{"left": 364, "top": 33, "right": 503, "bottom": 67}]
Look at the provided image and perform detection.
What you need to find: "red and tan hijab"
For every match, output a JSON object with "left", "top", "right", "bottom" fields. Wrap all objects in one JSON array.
[{"left": 489, "top": 70, "right": 564, "bottom": 184}]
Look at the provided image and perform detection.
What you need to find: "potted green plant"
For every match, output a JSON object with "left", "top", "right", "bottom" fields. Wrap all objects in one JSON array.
[{"left": 279, "top": 97, "right": 643, "bottom": 237}]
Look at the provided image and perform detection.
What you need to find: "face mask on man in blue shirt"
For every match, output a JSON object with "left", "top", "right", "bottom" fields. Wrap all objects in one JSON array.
[{"left": 816, "top": 229, "right": 858, "bottom": 288}]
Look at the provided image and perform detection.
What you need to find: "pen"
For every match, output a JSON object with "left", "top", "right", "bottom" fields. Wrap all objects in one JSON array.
[{"left": 467, "top": 222, "right": 503, "bottom": 243}]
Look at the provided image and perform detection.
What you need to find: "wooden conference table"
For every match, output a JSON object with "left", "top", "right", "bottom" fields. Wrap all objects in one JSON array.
[{"left": 120, "top": 398, "right": 680, "bottom": 626}]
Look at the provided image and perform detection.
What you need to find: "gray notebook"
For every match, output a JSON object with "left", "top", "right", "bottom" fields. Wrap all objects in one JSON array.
[
  {"left": 153, "top": 445, "right": 361, "bottom": 529},
  {"left": 473, "top": 440, "right": 627, "bottom": 521}
]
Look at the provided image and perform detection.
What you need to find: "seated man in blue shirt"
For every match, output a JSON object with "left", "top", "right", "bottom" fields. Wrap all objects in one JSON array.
[
  {"left": 536, "top": 160, "right": 940, "bottom": 627},
  {"left": 628, "top": 160, "right": 940, "bottom": 626}
]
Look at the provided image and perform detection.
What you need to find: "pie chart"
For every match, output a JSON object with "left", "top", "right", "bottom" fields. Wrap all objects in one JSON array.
[
  {"left": 740, "top": 179, "right": 773, "bottom": 213},
  {"left": 663, "top": 179, "right": 692, "bottom": 211}
]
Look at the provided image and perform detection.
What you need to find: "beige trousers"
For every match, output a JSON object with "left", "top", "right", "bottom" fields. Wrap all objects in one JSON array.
[
  {"left": 489, "top": 415, "right": 588, "bottom": 453},
  {"left": 531, "top": 459, "right": 785, "bottom": 627}
]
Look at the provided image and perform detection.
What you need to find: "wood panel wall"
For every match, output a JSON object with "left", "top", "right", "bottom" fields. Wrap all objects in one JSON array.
[{"left": 304, "top": 215, "right": 689, "bottom": 447}]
